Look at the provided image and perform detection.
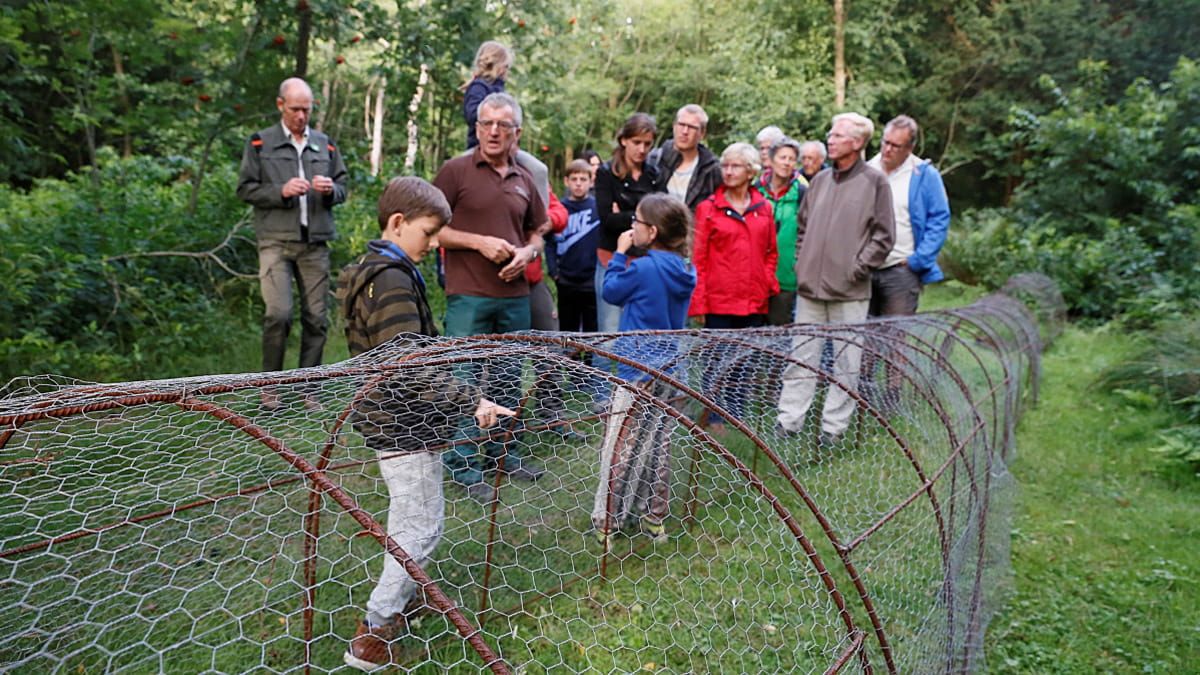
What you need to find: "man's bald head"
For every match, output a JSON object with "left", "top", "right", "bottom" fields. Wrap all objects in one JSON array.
[
  {"left": 278, "top": 77, "right": 312, "bottom": 100},
  {"left": 276, "top": 78, "right": 314, "bottom": 138}
]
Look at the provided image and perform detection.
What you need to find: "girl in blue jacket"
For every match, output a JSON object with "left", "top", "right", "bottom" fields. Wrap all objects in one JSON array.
[{"left": 591, "top": 194, "right": 696, "bottom": 548}]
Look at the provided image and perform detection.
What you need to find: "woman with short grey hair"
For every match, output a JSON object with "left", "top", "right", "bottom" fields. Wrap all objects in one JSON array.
[
  {"left": 757, "top": 136, "right": 808, "bottom": 325},
  {"left": 690, "top": 142, "right": 779, "bottom": 432}
]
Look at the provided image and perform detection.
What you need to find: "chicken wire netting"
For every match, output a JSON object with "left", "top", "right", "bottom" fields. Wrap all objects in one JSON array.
[{"left": 0, "top": 274, "right": 1062, "bottom": 674}]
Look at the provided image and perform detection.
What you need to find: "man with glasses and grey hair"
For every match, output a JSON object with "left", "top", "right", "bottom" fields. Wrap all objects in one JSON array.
[
  {"left": 799, "top": 140, "right": 827, "bottom": 184},
  {"left": 866, "top": 115, "right": 951, "bottom": 317},
  {"left": 433, "top": 91, "right": 549, "bottom": 495},
  {"left": 648, "top": 104, "right": 722, "bottom": 211},
  {"left": 776, "top": 112, "right": 894, "bottom": 454}
]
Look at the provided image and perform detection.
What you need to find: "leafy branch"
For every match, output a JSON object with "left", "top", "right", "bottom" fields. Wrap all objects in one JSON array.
[{"left": 101, "top": 213, "right": 257, "bottom": 280}]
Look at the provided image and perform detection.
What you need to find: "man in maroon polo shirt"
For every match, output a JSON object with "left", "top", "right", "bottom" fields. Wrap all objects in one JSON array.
[{"left": 433, "top": 91, "right": 548, "bottom": 494}]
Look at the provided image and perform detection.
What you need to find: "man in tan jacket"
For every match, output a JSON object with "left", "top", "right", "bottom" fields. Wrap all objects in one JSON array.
[{"left": 777, "top": 113, "right": 894, "bottom": 450}]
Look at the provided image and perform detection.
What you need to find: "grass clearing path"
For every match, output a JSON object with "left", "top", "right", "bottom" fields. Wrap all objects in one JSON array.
[{"left": 986, "top": 324, "right": 1200, "bottom": 673}]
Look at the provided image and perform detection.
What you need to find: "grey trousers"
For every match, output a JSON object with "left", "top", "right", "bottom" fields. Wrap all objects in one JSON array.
[
  {"left": 768, "top": 291, "right": 797, "bottom": 326},
  {"left": 529, "top": 279, "right": 560, "bottom": 331},
  {"left": 776, "top": 297, "right": 870, "bottom": 435},
  {"left": 592, "top": 382, "right": 672, "bottom": 532},
  {"left": 868, "top": 263, "right": 922, "bottom": 317},
  {"left": 365, "top": 451, "right": 443, "bottom": 626},
  {"left": 257, "top": 240, "right": 329, "bottom": 371}
]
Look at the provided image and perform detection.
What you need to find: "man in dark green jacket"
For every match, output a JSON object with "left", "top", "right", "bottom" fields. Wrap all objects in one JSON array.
[{"left": 237, "top": 77, "right": 347, "bottom": 404}]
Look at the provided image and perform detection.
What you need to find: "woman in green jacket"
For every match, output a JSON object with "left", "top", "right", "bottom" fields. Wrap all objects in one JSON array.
[{"left": 756, "top": 136, "right": 808, "bottom": 325}]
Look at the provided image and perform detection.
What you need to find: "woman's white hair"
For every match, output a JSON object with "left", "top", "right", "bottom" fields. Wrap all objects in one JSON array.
[
  {"left": 831, "top": 112, "right": 875, "bottom": 144},
  {"left": 755, "top": 125, "right": 785, "bottom": 146},
  {"left": 721, "top": 142, "right": 762, "bottom": 175}
]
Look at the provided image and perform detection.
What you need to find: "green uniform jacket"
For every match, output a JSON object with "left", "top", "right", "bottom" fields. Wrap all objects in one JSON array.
[
  {"left": 757, "top": 173, "right": 807, "bottom": 293},
  {"left": 236, "top": 123, "right": 348, "bottom": 243}
]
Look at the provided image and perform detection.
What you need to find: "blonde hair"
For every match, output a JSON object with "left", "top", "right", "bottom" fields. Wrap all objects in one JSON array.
[
  {"left": 565, "top": 159, "right": 592, "bottom": 177},
  {"left": 831, "top": 112, "right": 875, "bottom": 144},
  {"left": 471, "top": 41, "right": 513, "bottom": 83}
]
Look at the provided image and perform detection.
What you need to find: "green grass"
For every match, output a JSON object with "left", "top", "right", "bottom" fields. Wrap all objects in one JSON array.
[{"left": 985, "top": 323, "right": 1200, "bottom": 673}]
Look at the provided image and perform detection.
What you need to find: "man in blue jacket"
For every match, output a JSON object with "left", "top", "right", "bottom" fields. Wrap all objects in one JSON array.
[{"left": 865, "top": 115, "right": 951, "bottom": 317}]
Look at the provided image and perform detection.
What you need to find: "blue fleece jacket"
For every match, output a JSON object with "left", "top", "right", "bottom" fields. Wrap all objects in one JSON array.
[
  {"left": 554, "top": 194, "right": 601, "bottom": 289},
  {"left": 463, "top": 77, "right": 506, "bottom": 149},
  {"left": 602, "top": 249, "right": 696, "bottom": 382},
  {"left": 907, "top": 160, "right": 952, "bottom": 284}
]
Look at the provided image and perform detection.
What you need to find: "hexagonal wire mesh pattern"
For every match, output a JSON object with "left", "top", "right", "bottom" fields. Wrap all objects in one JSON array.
[{"left": 0, "top": 274, "right": 1063, "bottom": 673}]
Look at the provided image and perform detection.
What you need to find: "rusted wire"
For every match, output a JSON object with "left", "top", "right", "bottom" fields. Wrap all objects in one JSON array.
[{"left": 0, "top": 276, "right": 1059, "bottom": 673}]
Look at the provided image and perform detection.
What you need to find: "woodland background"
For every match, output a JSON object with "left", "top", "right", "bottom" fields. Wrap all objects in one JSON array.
[{"left": 1, "top": 4, "right": 1199, "bottom": 670}]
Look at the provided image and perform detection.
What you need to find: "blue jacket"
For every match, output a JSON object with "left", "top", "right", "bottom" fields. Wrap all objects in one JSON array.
[
  {"left": 907, "top": 159, "right": 952, "bottom": 284},
  {"left": 463, "top": 77, "right": 506, "bottom": 149},
  {"left": 554, "top": 194, "right": 601, "bottom": 289},
  {"left": 603, "top": 250, "right": 696, "bottom": 382}
]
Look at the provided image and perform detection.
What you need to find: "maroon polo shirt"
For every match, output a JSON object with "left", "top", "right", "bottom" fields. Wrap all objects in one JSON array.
[{"left": 433, "top": 147, "right": 547, "bottom": 298}]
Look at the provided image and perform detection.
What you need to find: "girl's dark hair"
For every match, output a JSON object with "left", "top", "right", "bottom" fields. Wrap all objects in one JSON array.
[
  {"left": 610, "top": 113, "right": 657, "bottom": 180},
  {"left": 637, "top": 193, "right": 691, "bottom": 258}
]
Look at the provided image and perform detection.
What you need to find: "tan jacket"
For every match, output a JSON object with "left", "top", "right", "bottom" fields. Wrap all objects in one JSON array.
[{"left": 793, "top": 159, "right": 895, "bottom": 302}]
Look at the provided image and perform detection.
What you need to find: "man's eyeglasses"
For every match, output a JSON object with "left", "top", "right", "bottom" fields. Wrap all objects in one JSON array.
[
  {"left": 477, "top": 119, "right": 517, "bottom": 131},
  {"left": 881, "top": 139, "right": 912, "bottom": 150},
  {"left": 674, "top": 121, "right": 702, "bottom": 133},
  {"left": 720, "top": 163, "right": 749, "bottom": 171}
]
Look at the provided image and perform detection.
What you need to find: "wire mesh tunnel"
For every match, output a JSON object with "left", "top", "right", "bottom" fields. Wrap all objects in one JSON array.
[{"left": 0, "top": 274, "right": 1063, "bottom": 673}]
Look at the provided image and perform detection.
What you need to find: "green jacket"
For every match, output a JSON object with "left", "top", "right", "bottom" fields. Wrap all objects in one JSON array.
[
  {"left": 757, "top": 172, "right": 807, "bottom": 293},
  {"left": 236, "top": 123, "right": 348, "bottom": 243}
]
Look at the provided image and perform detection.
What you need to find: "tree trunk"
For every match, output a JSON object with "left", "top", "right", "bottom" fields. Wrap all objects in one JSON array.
[
  {"left": 110, "top": 45, "right": 133, "bottom": 157},
  {"left": 317, "top": 78, "right": 331, "bottom": 131},
  {"left": 370, "top": 78, "right": 386, "bottom": 177},
  {"left": 363, "top": 79, "right": 373, "bottom": 140},
  {"left": 403, "top": 65, "right": 429, "bottom": 174},
  {"left": 295, "top": 1, "right": 311, "bottom": 78},
  {"left": 834, "top": 0, "right": 846, "bottom": 108}
]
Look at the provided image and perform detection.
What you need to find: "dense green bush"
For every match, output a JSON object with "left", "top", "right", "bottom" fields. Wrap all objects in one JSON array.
[
  {"left": 943, "top": 58, "right": 1200, "bottom": 324},
  {"left": 0, "top": 151, "right": 257, "bottom": 381},
  {"left": 1095, "top": 317, "right": 1200, "bottom": 474},
  {"left": 0, "top": 149, "right": 405, "bottom": 383}
]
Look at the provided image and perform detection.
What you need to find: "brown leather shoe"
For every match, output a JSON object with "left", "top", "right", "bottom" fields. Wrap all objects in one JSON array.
[{"left": 343, "top": 620, "right": 392, "bottom": 671}]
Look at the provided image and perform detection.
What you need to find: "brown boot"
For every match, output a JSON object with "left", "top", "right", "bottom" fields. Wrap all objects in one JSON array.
[
  {"left": 302, "top": 392, "right": 324, "bottom": 412},
  {"left": 343, "top": 620, "right": 393, "bottom": 671}
]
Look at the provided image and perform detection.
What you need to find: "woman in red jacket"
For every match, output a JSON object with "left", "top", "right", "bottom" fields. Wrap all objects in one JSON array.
[
  {"left": 690, "top": 142, "right": 779, "bottom": 327},
  {"left": 690, "top": 142, "right": 779, "bottom": 431}
]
